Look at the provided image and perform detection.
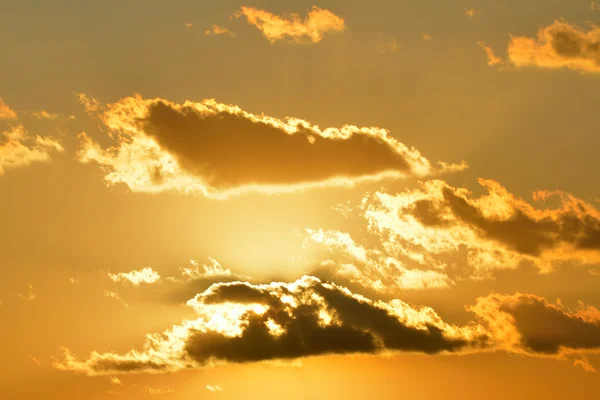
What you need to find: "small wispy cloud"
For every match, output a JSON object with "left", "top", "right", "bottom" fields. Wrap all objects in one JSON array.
[
  {"left": 104, "top": 290, "right": 128, "bottom": 308},
  {"left": 108, "top": 267, "right": 160, "bottom": 286},
  {"left": 206, "top": 384, "right": 224, "bottom": 392},
  {"left": 478, "top": 41, "right": 503, "bottom": 66},
  {"left": 31, "top": 110, "right": 59, "bottom": 120},
  {"left": 465, "top": 7, "right": 481, "bottom": 18},
  {"left": 204, "top": 24, "right": 235, "bottom": 37},
  {"left": 19, "top": 284, "right": 36, "bottom": 301}
]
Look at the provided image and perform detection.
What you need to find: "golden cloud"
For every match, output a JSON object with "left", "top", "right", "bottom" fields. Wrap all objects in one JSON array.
[
  {"left": 0, "top": 125, "right": 63, "bottom": 176},
  {"left": 0, "top": 98, "right": 17, "bottom": 120},
  {"left": 108, "top": 267, "right": 161, "bottom": 286},
  {"left": 362, "top": 179, "right": 600, "bottom": 277},
  {"left": 469, "top": 293, "right": 600, "bottom": 363},
  {"left": 204, "top": 24, "right": 235, "bottom": 37},
  {"left": 76, "top": 94, "right": 466, "bottom": 199},
  {"left": 508, "top": 20, "right": 600, "bottom": 73},
  {"left": 478, "top": 41, "right": 503, "bottom": 66},
  {"left": 31, "top": 110, "right": 59, "bottom": 120},
  {"left": 305, "top": 229, "right": 454, "bottom": 293},
  {"left": 235, "top": 6, "right": 346, "bottom": 44}
]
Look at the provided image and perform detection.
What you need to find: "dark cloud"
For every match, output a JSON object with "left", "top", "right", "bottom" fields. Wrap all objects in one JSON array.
[
  {"left": 471, "top": 293, "right": 600, "bottom": 357},
  {"left": 144, "top": 101, "right": 411, "bottom": 189},
  {"left": 55, "top": 276, "right": 477, "bottom": 375},
  {"left": 186, "top": 279, "right": 469, "bottom": 364},
  {"left": 78, "top": 95, "right": 465, "bottom": 197}
]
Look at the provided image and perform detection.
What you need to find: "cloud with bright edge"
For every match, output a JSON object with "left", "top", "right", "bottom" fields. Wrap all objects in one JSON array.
[
  {"left": 54, "top": 276, "right": 600, "bottom": 375},
  {"left": 108, "top": 267, "right": 161, "bottom": 286},
  {"left": 304, "top": 178, "right": 600, "bottom": 293},
  {"left": 235, "top": 6, "right": 346, "bottom": 43},
  {"left": 76, "top": 94, "right": 466, "bottom": 199},
  {"left": 0, "top": 126, "right": 63, "bottom": 176},
  {"left": 508, "top": 20, "right": 600, "bottom": 73}
]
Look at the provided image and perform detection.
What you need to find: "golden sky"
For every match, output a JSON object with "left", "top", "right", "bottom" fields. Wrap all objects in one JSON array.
[{"left": 2, "top": 1, "right": 600, "bottom": 398}]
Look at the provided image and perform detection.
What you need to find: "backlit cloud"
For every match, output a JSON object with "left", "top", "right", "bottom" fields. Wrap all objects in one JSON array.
[
  {"left": 305, "top": 229, "right": 454, "bottom": 293},
  {"left": 235, "top": 6, "right": 346, "bottom": 44},
  {"left": 55, "top": 276, "right": 481, "bottom": 375},
  {"left": 508, "top": 20, "right": 600, "bottom": 73},
  {"left": 0, "top": 125, "right": 63, "bottom": 176},
  {"left": 470, "top": 293, "right": 600, "bottom": 364},
  {"left": 108, "top": 267, "right": 161, "bottom": 286},
  {"left": 76, "top": 94, "right": 466, "bottom": 199},
  {"left": 205, "top": 24, "right": 235, "bottom": 37},
  {"left": 206, "top": 384, "right": 224, "bottom": 392},
  {"left": 308, "top": 178, "right": 600, "bottom": 290},
  {"left": 370, "top": 179, "right": 600, "bottom": 275},
  {"left": 55, "top": 276, "right": 600, "bottom": 374},
  {"left": 0, "top": 98, "right": 17, "bottom": 119}
]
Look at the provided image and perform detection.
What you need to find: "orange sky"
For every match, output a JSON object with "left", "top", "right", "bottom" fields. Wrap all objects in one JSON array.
[{"left": 1, "top": 1, "right": 600, "bottom": 399}]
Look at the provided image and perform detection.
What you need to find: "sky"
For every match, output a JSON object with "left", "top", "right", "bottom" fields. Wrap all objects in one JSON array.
[{"left": 1, "top": 0, "right": 600, "bottom": 398}]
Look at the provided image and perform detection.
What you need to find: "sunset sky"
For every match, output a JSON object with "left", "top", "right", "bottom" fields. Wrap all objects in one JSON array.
[{"left": 2, "top": 0, "right": 600, "bottom": 398}]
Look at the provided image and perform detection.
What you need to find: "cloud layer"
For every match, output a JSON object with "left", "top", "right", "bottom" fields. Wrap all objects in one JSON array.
[
  {"left": 0, "top": 125, "right": 63, "bottom": 176},
  {"left": 77, "top": 95, "right": 465, "bottom": 198},
  {"left": 236, "top": 6, "right": 346, "bottom": 43},
  {"left": 508, "top": 20, "right": 600, "bottom": 73}
]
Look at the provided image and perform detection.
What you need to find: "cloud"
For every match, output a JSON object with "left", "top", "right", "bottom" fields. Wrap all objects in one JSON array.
[
  {"left": 109, "top": 376, "right": 122, "bottom": 385},
  {"left": 185, "top": 23, "right": 193, "bottom": 28},
  {"left": 19, "top": 284, "right": 36, "bottom": 301},
  {"left": 178, "top": 259, "right": 250, "bottom": 282},
  {"left": 469, "top": 293, "right": 600, "bottom": 361},
  {"left": 31, "top": 110, "right": 59, "bottom": 120},
  {"left": 0, "top": 98, "right": 17, "bottom": 119},
  {"left": 508, "top": 20, "right": 600, "bottom": 73},
  {"left": 0, "top": 125, "right": 62, "bottom": 176},
  {"left": 362, "top": 179, "right": 600, "bottom": 277},
  {"left": 592, "top": 1, "right": 600, "bottom": 12},
  {"left": 55, "top": 275, "right": 600, "bottom": 374},
  {"left": 421, "top": 33, "right": 432, "bottom": 41},
  {"left": 205, "top": 25, "right": 235, "bottom": 37},
  {"left": 145, "top": 386, "right": 174, "bottom": 395},
  {"left": 108, "top": 267, "right": 161, "bottom": 286},
  {"left": 478, "top": 41, "right": 503, "bottom": 66},
  {"left": 104, "top": 290, "right": 128, "bottom": 308},
  {"left": 29, "top": 356, "right": 42, "bottom": 365},
  {"left": 376, "top": 34, "right": 400, "bottom": 54},
  {"left": 55, "top": 276, "right": 481, "bottom": 375},
  {"left": 206, "top": 384, "right": 224, "bottom": 392},
  {"left": 76, "top": 94, "right": 465, "bottom": 199},
  {"left": 305, "top": 229, "right": 454, "bottom": 293},
  {"left": 75, "top": 93, "right": 102, "bottom": 115},
  {"left": 465, "top": 7, "right": 481, "bottom": 18},
  {"left": 235, "top": 6, "right": 346, "bottom": 44}
]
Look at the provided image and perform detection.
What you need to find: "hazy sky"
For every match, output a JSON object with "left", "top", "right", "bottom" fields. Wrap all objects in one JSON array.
[{"left": 1, "top": 1, "right": 600, "bottom": 399}]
